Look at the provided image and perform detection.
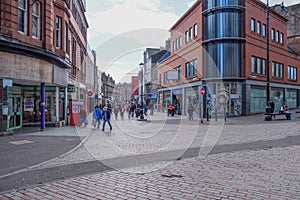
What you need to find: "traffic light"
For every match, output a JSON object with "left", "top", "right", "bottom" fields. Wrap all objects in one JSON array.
[{"left": 200, "top": 87, "right": 205, "bottom": 95}]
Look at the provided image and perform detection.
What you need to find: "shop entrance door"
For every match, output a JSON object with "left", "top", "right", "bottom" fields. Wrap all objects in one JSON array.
[{"left": 7, "top": 95, "right": 22, "bottom": 131}]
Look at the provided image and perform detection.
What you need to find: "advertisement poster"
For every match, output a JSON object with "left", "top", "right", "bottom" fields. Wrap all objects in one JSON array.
[{"left": 24, "top": 97, "right": 34, "bottom": 111}]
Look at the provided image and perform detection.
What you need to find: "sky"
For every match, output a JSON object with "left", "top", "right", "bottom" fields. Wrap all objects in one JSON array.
[{"left": 85, "top": 0, "right": 299, "bottom": 83}]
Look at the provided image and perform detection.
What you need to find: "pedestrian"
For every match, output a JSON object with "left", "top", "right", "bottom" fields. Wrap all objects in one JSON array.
[
  {"left": 188, "top": 104, "right": 194, "bottom": 120},
  {"left": 79, "top": 108, "right": 88, "bottom": 127},
  {"left": 102, "top": 107, "right": 112, "bottom": 131},
  {"left": 130, "top": 102, "right": 136, "bottom": 119},
  {"left": 113, "top": 104, "right": 119, "bottom": 120},
  {"left": 93, "top": 105, "right": 102, "bottom": 128},
  {"left": 120, "top": 106, "right": 125, "bottom": 120},
  {"left": 269, "top": 99, "right": 275, "bottom": 113},
  {"left": 167, "top": 104, "right": 175, "bottom": 116},
  {"left": 149, "top": 102, "right": 154, "bottom": 115}
]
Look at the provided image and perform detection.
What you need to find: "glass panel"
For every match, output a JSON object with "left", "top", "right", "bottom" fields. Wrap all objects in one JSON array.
[
  {"left": 18, "top": 10, "right": 25, "bottom": 32},
  {"left": 18, "top": 0, "right": 26, "bottom": 9}
]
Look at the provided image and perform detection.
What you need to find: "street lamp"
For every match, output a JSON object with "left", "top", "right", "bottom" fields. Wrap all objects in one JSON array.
[{"left": 266, "top": 1, "right": 284, "bottom": 107}]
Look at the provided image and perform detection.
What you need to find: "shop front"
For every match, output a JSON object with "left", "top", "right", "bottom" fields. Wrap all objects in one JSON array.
[
  {"left": 0, "top": 79, "right": 22, "bottom": 131},
  {"left": 22, "top": 86, "right": 67, "bottom": 126}
]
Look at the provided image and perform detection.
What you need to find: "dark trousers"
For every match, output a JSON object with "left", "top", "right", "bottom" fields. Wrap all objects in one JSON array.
[{"left": 102, "top": 119, "right": 112, "bottom": 130}]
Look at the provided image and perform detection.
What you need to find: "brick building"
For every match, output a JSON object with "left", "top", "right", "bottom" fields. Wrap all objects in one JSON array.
[
  {"left": 0, "top": 0, "right": 89, "bottom": 132},
  {"left": 157, "top": 0, "right": 300, "bottom": 117}
]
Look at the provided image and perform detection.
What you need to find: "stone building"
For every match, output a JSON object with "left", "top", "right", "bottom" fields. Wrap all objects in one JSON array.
[{"left": 0, "top": 0, "right": 89, "bottom": 133}]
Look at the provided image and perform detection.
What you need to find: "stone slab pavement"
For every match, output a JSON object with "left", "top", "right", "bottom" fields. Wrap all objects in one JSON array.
[{"left": 0, "top": 111, "right": 299, "bottom": 199}]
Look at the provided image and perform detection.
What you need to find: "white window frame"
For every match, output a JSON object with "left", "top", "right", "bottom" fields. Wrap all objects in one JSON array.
[
  {"left": 18, "top": 0, "right": 28, "bottom": 34},
  {"left": 288, "top": 66, "right": 297, "bottom": 81},
  {"left": 56, "top": 16, "right": 62, "bottom": 49},
  {"left": 193, "top": 23, "right": 198, "bottom": 37},
  {"left": 32, "top": 1, "right": 41, "bottom": 39},
  {"left": 257, "top": 21, "right": 261, "bottom": 35},
  {"left": 189, "top": 27, "right": 193, "bottom": 40}
]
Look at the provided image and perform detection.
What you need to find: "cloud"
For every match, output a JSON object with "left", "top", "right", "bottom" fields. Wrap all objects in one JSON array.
[{"left": 87, "top": 0, "right": 178, "bottom": 43}]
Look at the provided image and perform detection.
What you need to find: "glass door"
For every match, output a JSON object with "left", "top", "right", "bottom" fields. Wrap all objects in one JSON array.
[{"left": 7, "top": 95, "right": 22, "bottom": 131}]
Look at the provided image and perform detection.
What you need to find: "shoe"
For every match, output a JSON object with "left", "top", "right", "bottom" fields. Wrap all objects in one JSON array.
[{"left": 101, "top": 129, "right": 104, "bottom": 131}]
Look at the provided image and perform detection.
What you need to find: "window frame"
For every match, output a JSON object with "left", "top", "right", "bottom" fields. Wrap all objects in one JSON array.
[
  {"left": 32, "top": 1, "right": 41, "bottom": 39},
  {"left": 288, "top": 66, "right": 297, "bottom": 81},
  {"left": 193, "top": 23, "right": 198, "bottom": 38},
  {"left": 18, "top": 0, "right": 28, "bottom": 34},
  {"left": 250, "top": 18, "right": 255, "bottom": 32},
  {"left": 257, "top": 21, "right": 261, "bottom": 35},
  {"left": 56, "top": 16, "right": 62, "bottom": 49},
  {"left": 262, "top": 23, "right": 266, "bottom": 37},
  {"left": 185, "top": 59, "right": 197, "bottom": 78},
  {"left": 272, "top": 61, "right": 283, "bottom": 78},
  {"left": 251, "top": 56, "right": 266, "bottom": 75}
]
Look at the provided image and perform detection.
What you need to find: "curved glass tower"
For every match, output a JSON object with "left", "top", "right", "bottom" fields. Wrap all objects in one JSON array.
[{"left": 203, "top": 0, "right": 245, "bottom": 78}]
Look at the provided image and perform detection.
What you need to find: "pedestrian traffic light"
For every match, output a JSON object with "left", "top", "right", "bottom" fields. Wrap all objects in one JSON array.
[{"left": 201, "top": 87, "right": 205, "bottom": 95}]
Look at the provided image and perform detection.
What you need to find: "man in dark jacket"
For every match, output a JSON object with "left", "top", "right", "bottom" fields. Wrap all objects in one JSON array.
[{"left": 102, "top": 107, "right": 112, "bottom": 131}]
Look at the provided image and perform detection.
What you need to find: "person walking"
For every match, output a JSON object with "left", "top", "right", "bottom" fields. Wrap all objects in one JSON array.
[
  {"left": 102, "top": 107, "right": 112, "bottom": 131},
  {"left": 113, "top": 104, "right": 119, "bottom": 120},
  {"left": 188, "top": 104, "right": 194, "bottom": 121},
  {"left": 93, "top": 105, "right": 103, "bottom": 128},
  {"left": 79, "top": 108, "right": 88, "bottom": 127}
]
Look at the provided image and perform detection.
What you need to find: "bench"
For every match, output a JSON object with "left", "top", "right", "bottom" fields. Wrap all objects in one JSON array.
[
  {"left": 264, "top": 112, "right": 291, "bottom": 121},
  {"left": 295, "top": 111, "right": 300, "bottom": 114}
]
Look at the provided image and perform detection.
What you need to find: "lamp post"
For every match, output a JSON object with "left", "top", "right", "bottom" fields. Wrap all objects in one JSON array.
[
  {"left": 266, "top": 0, "right": 284, "bottom": 106},
  {"left": 139, "top": 62, "right": 144, "bottom": 105}
]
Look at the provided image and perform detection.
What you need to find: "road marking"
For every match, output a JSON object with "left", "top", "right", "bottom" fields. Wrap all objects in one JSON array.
[{"left": 9, "top": 140, "right": 35, "bottom": 145}]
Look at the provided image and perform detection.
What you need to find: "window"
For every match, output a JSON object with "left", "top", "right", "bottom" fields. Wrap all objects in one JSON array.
[
  {"left": 174, "top": 65, "right": 182, "bottom": 81},
  {"left": 32, "top": 1, "right": 41, "bottom": 39},
  {"left": 271, "top": 28, "right": 275, "bottom": 41},
  {"left": 257, "top": 21, "right": 261, "bottom": 35},
  {"left": 72, "top": 36, "right": 77, "bottom": 66},
  {"left": 276, "top": 30, "right": 279, "bottom": 42},
  {"left": 18, "top": 0, "right": 28, "bottom": 33},
  {"left": 280, "top": 33, "right": 284, "bottom": 44},
  {"left": 193, "top": 24, "right": 198, "bottom": 37},
  {"left": 56, "top": 17, "right": 62, "bottom": 49},
  {"left": 164, "top": 71, "right": 169, "bottom": 84},
  {"left": 173, "top": 41, "right": 176, "bottom": 52},
  {"left": 185, "top": 31, "right": 189, "bottom": 43},
  {"left": 176, "top": 38, "right": 179, "bottom": 50},
  {"left": 185, "top": 59, "right": 197, "bottom": 78},
  {"left": 251, "top": 56, "right": 266, "bottom": 75},
  {"left": 272, "top": 62, "right": 283, "bottom": 78},
  {"left": 179, "top": 36, "right": 182, "bottom": 48},
  {"left": 65, "top": 22, "right": 70, "bottom": 55},
  {"left": 189, "top": 27, "right": 193, "bottom": 40},
  {"left": 262, "top": 24, "right": 266, "bottom": 37},
  {"left": 288, "top": 66, "right": 297, "bottom": 80},
  {"left": 251, "top": 18, "right": 255, "bottom": 32}
]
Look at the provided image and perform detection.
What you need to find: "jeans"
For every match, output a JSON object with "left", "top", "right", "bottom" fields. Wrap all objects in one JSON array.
[{"left": 102, "top": 119, "right": 112, "bottom": 130}]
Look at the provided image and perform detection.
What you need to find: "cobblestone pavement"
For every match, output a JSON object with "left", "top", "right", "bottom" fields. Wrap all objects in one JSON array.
[
  {"left": 0, "top": 145, "right": 299, "bottom": 199},
  {"left": 0, "top": 112, "right": 299, "bottom": 199},
  {"left": 26, "top": 112, "right": 300, "bottom": 169}
]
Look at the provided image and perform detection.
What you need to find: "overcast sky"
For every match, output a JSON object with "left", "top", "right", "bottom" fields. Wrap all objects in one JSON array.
[{"left": 85, "top": 0, "right": 299, "bottom": 83}]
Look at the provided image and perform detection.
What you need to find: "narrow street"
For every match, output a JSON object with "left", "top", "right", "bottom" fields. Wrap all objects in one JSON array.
[{"left": 0, "top": 113, "right": 299, "bottom": 199}]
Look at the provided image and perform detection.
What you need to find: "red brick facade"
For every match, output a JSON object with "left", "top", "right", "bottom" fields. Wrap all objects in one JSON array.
[{"left": 158, "top": 0, "right": 300, "bottom": 116}]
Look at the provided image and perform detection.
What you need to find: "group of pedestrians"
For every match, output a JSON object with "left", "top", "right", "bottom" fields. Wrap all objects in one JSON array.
[{"left": 79, "top": 105, "right": 112, "bottom": 131}]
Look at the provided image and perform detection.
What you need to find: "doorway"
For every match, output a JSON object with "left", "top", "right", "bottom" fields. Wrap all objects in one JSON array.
[{"left": 7, "top": 95, "right": 22, "bottom": 131}]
